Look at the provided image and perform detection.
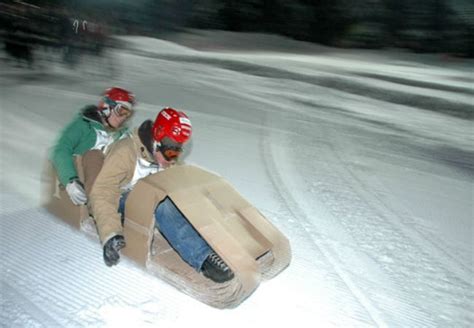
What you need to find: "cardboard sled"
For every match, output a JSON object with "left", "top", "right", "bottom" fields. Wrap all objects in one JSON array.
[{"left": 43, "top": 159, "right": 291, "bottom": 308}]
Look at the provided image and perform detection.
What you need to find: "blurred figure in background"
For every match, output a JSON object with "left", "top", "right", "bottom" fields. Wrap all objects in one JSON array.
[
  {"left": 50, "top": 87, "right": 135, "bottom": 206},
  {"left": 0, "top": 2, "right": 114, "bottom": 72},
  {"left": 1, "top": 2, "right": 35, "bottom": 67}
]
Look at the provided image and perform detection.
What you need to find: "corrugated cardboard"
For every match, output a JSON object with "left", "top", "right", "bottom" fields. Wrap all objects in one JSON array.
[
  {"left": 44, "top": 160, "right": 291, "bottom": 308},
  {"left": 124, "top": 165, "right": 291, "bottom": 308},
  {"left": 42, "top": 158, "right": 89, "bottom": 229}
]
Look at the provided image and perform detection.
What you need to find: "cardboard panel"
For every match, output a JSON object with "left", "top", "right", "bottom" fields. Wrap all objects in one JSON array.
[
  {"left": 169, "top": 189, "right": 222, "bottom": 229},
  {"left": 125, "top": 179, "right": 166, "bottom": 227},
  {"left": 144, "top": 165, "right": 218, "bottom": 193},
  {"left": 238, "top": 206, "right": 285, "bottom": 244},
  {"left": 42, "top": 159, "right": 88, "bottom": 229},
  {"left": 122, "top": 219, "right": 153, "bottom": 267},
  {"left": 204, "top": 181, "right": 250, "bottom": 211},
  {"left": 167, "top": 182, "right": 272, "bottom": 259},
  {"left": 222, "top": 211, "right": 273, "bottom": 258},
  {"left": 123, "top": 179, "right": 167, "bottom": 266}
]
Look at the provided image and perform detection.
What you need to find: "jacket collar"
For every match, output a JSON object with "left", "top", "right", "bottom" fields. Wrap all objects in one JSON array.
[
  {"left": 81, "top": 110, "right": 127, "bottom": 134},
  {"left": 131, "top": 128, "right": 155, "bottom": 163},
  {"left": 82, "top": 114, "right": 105, "bottom": 130}
]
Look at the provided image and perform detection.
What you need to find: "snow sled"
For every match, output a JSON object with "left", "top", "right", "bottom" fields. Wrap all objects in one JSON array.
[{"left": 42, "top": 159, "right": 291, "bottom": 308}]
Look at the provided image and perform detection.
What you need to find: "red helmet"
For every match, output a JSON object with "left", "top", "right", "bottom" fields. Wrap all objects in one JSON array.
[
  {"left": 152, "top": 107, "right": 192, "bottom": 144},
  {"left": 98, "top": 87, "right": 136, "bottom": 116}
]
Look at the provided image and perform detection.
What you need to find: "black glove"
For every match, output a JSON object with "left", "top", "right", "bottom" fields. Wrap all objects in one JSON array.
[{"left": 103, "top": 235, "right": 126, "bottom": 267}]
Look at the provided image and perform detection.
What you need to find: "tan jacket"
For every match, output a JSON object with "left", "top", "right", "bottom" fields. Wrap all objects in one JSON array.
[{"left": 90, "top": 128, "right": 160, "bottom": 245}]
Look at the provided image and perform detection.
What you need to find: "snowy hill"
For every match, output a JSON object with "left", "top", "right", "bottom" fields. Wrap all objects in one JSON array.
[{"left": 1, "top": 31, "right": 473, "bottom": 327}]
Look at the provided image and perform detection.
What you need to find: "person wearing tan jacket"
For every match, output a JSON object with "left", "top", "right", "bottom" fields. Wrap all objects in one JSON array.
[{"left": 89, "top": 108, "right": 234, "bottom": 283}]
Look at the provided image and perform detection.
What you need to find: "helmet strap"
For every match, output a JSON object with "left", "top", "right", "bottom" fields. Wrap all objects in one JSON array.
[
  {"left": 153, "top": 141, "right": 161, "bottom": 154},
  {"left": 102, "top": 109, "right": 111, "bottom": 118},
  {"left": 98, "top": 107, "right": 114, "bottom": 128},
  {"left": 104, "top": 116, "right": 112, "bottom": 128}
]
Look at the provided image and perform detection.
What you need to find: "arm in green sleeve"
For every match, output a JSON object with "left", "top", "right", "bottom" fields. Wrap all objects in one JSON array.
[{"left": 50, "top": 118, "right": 85, "bottom": 186}]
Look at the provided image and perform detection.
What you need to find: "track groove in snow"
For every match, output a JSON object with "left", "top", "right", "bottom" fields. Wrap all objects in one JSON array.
[
  {"left": 256, "top": 101, "right": 473, "bottom": 327},
  {"left": 325, "top": 124, "right": 473, "bottom": 279},
  {"left": 268, "top": 112, "right": 473, "bottom": 326},
  {"left": 260, "top": 127, "right": 391, "bottom": 327},
  {"left": 1, "top": 281, "right": 59, "bottom": 328}
]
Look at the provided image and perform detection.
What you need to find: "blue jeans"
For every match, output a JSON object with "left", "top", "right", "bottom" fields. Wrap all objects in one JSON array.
[{"left": 118, "top": 193, "right": 211, "bottom": 271}]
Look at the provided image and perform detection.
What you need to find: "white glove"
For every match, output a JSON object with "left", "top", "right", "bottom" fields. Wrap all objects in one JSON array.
[{"left": 66, "top": 179, "right": 87, "bottom": 205}]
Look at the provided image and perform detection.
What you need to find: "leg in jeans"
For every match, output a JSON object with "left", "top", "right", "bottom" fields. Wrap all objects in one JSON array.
[
  {"left": 154, "top": 197, "right": 211, "bottom": 271},
  {"left": 117, "top": 191, "right": 129, "bottom": 225}
]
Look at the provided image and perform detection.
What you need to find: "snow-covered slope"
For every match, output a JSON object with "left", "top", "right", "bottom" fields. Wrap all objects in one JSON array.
[{"left": 1, "top": 32, "right": 473, "bottom": 327}]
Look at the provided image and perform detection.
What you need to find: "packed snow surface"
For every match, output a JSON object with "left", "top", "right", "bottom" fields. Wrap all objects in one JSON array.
[{"left": 1, "top": 30, "right": 473, "bottom": 327}]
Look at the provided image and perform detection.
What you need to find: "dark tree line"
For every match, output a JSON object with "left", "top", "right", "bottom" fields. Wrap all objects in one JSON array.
[
  {"left": 186, "top": 0, "right": 473, "bottom": 56},
  {"left": 4, "top": 0, "right": 474, "bottom": 56}
]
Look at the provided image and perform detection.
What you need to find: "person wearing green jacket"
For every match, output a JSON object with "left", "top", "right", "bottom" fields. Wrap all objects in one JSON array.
[{"left": 50, "top": 87, "right": 136, "bottom": 206}]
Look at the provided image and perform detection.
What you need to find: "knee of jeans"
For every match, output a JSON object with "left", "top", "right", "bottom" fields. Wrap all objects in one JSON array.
[
  {"left": 162, "top": 197, "right": 175, "bottom": 209},
  {"left": 156, "top": 198, "right": 174, "bottom": 216}
]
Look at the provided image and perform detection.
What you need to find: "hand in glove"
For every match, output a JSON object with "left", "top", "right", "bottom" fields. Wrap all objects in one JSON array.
[
  {"left": 66, "top": 178, "right": 87, "bottom": 205},
  {"left": 103, "top": 235, "right": 126, "bottom": 267}
]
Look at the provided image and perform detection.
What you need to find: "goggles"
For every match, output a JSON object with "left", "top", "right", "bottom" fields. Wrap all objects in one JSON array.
[
  {"left": 104, "top": 97, "right": 133, "bottom": 118},
  {"left": 114, "top": 105, "right": 133, "bottom": 118},
  {"left": 155, "top": 138, "right": 183, "bottom": 161}
]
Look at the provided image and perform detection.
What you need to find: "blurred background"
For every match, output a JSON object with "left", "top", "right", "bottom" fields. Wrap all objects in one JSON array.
[{"left": 1, "top": 0, "right": 473, "bottom": 71}]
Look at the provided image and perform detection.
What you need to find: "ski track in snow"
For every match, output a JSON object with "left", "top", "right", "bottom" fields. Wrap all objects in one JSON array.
[
  {"left": 258, "top": 91, "right": 472, "bottom": 326},
  {"left": 261, "top": 132, "right": 392, "bottom": 327},
  {"left": 1, "top": 35, "right": 473, "bottom": 327}
]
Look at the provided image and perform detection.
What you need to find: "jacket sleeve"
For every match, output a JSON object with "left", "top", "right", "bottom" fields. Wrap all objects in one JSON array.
[
  {"left": 89, "top": 140, "right": 135, "bottom": 245},
  {"left": 50, "top": 118, "right": 84, "bottom": 186}
]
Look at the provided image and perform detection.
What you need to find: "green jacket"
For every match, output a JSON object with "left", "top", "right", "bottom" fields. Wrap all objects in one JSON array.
[{"left": 50, "top": 106, "right": 129, "bottom": 186}]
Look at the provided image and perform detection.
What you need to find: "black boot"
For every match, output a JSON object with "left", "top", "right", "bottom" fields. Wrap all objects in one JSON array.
[
  {"left": 103, "top": 235, "right": 126, "bottom": 267},
  {"left": 201, "top": 251, "right": 234, "bottom": 283}
]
